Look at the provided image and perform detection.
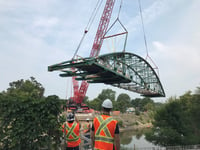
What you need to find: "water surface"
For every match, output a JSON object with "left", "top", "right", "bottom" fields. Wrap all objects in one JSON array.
[{"left": 120, "top": 129, "right": 155, "bottom": 148}]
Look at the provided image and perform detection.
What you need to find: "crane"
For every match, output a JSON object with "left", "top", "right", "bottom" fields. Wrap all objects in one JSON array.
[
  {"left": 70, "top": 0, "right": 116, "bottom": 109},
  {"left": 48, "top": 0, "right": 165, "bottom": 107}
]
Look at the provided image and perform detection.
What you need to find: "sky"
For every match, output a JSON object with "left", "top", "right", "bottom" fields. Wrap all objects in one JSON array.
[{"left": 0, "top": 0, "right": 200, "bottom": 103}]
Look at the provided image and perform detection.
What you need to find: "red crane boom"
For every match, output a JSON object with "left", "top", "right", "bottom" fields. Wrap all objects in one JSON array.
[{"left": 72, "top": 0, "right": 115, "bottom": 106}]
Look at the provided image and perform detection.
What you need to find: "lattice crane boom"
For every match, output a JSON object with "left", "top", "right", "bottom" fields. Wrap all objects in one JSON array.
[
  {"left": 90, "top": 0, "right": 115, "bottom": 57},
  {"left": 74, "top": 0, "right": 115, "bottom": 105}
]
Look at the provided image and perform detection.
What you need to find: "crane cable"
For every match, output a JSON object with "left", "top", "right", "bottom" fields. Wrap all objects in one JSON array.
[
  {"left": 117, "top": 0, "right": 128, "bottom": 52},
  {"left": 117, "top": 0, "right": 123, "bottom": 18},
  {"left": 138, "top": 0, "right": 159, "bottom": 76},
  {"left": 105, "top": 0, "right": 128, "bottom": 52},
  {"left": 86, "top": 0, "right": 104, "bottom": 32},
  {"left": 138, "top": 0, "right": 149, "bottom": 57},
  {"left": 107, "top": 0, "right": 123, "bottom": 52},
  {"left": 72, "top": 0, "right": 103, "bottom": 59}
]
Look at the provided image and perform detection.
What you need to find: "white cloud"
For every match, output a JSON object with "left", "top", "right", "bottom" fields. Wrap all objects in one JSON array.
[
  {"left": 138, "top": 0, "right": 200, "bottom": 100},
  {"left": 33, "top": 17, "right": 59, "bottom": 29},
  {"left": 151, "top": 40, "right": 200, "bottom": 99},
  {"left": 125, "top": 0, "right": 171, "bottom": 35}
]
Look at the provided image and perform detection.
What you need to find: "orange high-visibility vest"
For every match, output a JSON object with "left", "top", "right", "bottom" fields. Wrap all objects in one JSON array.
[
  {"left": 62, "top": 122, "right": 81, "bottom": 147},
  {"left": 83, "top": 123, "right": 90, "bottom": 133},
  {"left": 93, "top": 115, "right": 117, "bottom": 150}
]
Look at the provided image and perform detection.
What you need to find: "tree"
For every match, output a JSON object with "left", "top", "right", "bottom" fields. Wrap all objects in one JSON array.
[
  {"left": 189, "top": 94, "right": 200, "bottom": 141},
  {"left": 115, "top": 93, "right": 131, "bottom": 113},
  {"left": 145, "top": 90, "right": 200, "bottom": 146},
  {"left": 97, "top": 88, "right": 116, "bottom": 102},
  {"left": 88, "top": 98, "right": 102, "bottom": 111},
  {"left": 92, "top": 88, "right": 116, "bottom": 110},
  {"left": 145, "top": 100, "right": 185, "bottom": 146},
  {"left": 180, "top": 91, "right": 200, "bottom": 144},
  {"left": 144, "top": 102, "right": 155, "bottom": 111},
  {"left": 0, "top": 78, "right": 62, "bottom": 150},
  {"left": 131, "top": 97, "right": 154, "bottom": 112},
  {"left": 5, "top": 76, "right": 45, "bottom": 100}
]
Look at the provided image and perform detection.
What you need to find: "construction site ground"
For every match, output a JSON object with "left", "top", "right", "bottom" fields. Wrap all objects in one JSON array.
[{"left": 62, "top": 111, "right": 153, "bottom": 132}]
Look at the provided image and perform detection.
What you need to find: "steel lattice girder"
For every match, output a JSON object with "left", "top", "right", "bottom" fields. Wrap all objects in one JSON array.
[{"left": 48, "top": 52, "right": 165, "bottom": 97}]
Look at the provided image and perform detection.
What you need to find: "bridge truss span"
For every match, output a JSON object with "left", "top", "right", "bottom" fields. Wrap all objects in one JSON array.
[{"left": 48, "top": 52, "right": 165, "bottom": 97}]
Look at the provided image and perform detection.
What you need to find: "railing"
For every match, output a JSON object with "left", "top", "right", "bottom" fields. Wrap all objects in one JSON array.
[
  {"left": 121, "top": 146, "right": 165, "bottom": 150},
  {"left": 121, "top": 144, "right": 200, "bottom": 150},
  {"left": 166, "top": 144, "right": 200, "bottom": 150},
  {"left": 80, "top": 132, "right": 91, "bottom": 150}
]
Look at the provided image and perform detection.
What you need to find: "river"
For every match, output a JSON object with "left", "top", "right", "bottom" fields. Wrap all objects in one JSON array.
[{"left": 120, "top": 129, "right": 156, "bottom": 149}]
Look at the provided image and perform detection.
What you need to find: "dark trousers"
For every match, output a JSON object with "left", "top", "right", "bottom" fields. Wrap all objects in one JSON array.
[
  {"left": 66, "top": 146, "right": 79, "bottom": 150},
  {"left": 84, "top": 134, "right": 90, "bottom": 149}
]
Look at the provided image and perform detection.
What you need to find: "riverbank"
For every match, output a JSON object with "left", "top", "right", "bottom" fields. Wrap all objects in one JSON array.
[{"left": 113, "top": 112, "right": 153, "bottom": 132}]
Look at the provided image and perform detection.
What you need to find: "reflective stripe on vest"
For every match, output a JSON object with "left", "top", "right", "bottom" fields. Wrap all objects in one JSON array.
[
  {"left": 83, "top": 123, "right": 89, "bottom": 133},
  {"left": 95, "top": 116, "right": 114, "bottom": 143},
  {"left": 65, "top": 123, "right": 80, "bottom": 142}
]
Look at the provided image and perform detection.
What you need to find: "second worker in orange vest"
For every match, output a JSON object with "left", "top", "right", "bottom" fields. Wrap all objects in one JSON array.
[
  {"left": 62, "top": 112, "right": 81, "bottom": 150},
  {"left": 91, "top": 99, "right": 120, "bottom": 150}
]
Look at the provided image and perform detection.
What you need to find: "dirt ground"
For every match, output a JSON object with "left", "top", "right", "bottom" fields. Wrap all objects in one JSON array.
[
  {"left": 62, "top": 111, "right": 153, "bottom": 132},
  {"left": 113, "top": 112, "right": 153, "bottom": 131}
]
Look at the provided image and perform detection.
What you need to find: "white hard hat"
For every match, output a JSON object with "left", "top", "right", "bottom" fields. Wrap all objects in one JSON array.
[
  {"left": 86, "top": 118, "right": 89, "bottom": 121},
  {"left": 102, "top": 99, "right": 113, "bottom": 109}
]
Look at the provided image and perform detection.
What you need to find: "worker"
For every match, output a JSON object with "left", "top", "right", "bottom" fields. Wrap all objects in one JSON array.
[
  {"left": 62, "top": 112, "right": 81, "bottom": 150},
  {"left": 91, "top": 99, "right": 120, "bottom": 150},
  {"left": 83, "top": 118, "right": 91, "bottom": 149}
]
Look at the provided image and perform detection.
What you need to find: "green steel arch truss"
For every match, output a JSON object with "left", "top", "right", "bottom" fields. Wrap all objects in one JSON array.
[{"left": 48, "top": 52, "right": 165, "bottom": 97}]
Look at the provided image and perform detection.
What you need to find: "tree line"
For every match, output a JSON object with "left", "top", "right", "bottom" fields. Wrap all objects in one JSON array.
[
  {"left": 84, "top": 88, "right": 161, "bottom": 113},
  {"left": 0, "top": 77, "right": 199, "bottom": 149},
  {"left": 145, "top": 89, "right": 200, "bottom": 146}
]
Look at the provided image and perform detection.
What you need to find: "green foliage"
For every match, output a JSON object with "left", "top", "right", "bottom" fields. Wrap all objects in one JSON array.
[
  {"left": 145, "top": 89, "right": 200, "bottom": 146},
  {"left": 135, "top": 108, "right": 140, "bottom": 116},
  {"left": 97, "top": 88, "right": 116, "bottom": 102},
  {"left": 131, "top": 97, "right": 154, "bottom": 112},
  {"left": 0, "top": 78, "right": 62, "bottom": 150},
  {"left": 5, "top": 77, "right": 44, "bottom": 100},
  {"left": 87, "top": 89, "right": 116, "bottom": 111},
  {"left": 144, "top": 103, "right": 155, "bottom": 111},
  {"left": 88, "top": 98, "right": 102, "bottom": 111},
  {"left": 86, "top": 89, "right": 160, "bottom": 114},
  {"left": 146, "top": 101, "right": 188, "bottom": 146},
  {"left": 115, "top": 93, "right": 131, "bottom": 113}
]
